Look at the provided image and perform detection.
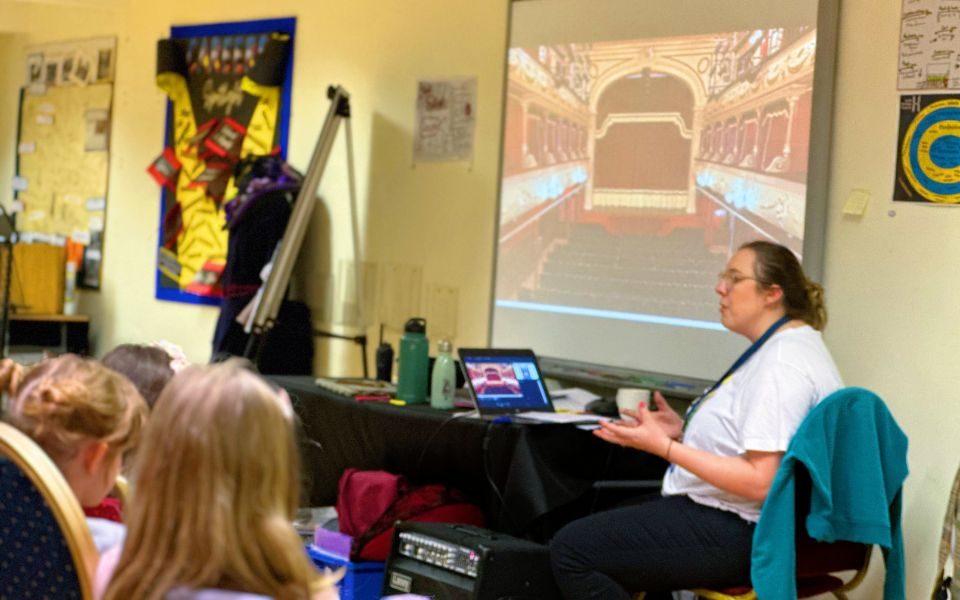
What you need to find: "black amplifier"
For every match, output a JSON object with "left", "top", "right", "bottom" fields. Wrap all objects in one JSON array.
[{"left": 381, "top": 522, "right": 561, "bottom": 600}]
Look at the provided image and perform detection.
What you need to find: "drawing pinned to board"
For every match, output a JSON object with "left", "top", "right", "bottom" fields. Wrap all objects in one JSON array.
[
  {"left": 26, "top": 53, "right": 44, "bottom": 94},
  {"left": 72, "top": 51, "right": 94, "bottom": 86},
  {"left": 894, "top": 94, "right": 960, "bottom": 203},
  {"left": 413, "top": 77, "right": 477, "bottom": 162},
  {"left": 97, "top": 47, "right": 115, "bottom": 81},
  {"left": 899, "top": 0, "right": 960, "bottom": 89},
  {"left": 84, "top": 108, "right": 110, "bottom": 151}
]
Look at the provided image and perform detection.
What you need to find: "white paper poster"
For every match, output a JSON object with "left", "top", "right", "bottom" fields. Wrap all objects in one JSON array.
[
  {"left": 413, "top": 77, "right": 477, "bottom": 162},
  {"left": 899, "top": 0, "right": 960, "bottom": 89}
]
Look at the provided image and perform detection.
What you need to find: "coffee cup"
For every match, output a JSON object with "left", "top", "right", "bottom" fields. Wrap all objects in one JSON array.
[{"left": 616, "top": 388, "right": 651, "bottom": 422}]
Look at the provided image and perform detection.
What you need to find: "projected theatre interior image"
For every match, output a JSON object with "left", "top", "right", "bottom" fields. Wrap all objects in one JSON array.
[
  {"left": 496, "top": 27, "right": 815, "bottom": 325},
  {"left": 468, "top": 363, "right": 522, "bottom": 396}
]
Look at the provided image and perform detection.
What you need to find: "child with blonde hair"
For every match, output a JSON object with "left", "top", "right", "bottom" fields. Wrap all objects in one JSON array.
[
  {"left": 3, "top": 354, "right": 149, "bottom": 552},
  {"left": 99, "top": 360, "right": 338, "bottom": 600}
]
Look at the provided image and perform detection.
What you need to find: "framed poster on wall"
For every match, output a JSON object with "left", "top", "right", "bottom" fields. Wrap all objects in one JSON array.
[{"left": 151, "top": 17, "right": 295, "bottom": 305}]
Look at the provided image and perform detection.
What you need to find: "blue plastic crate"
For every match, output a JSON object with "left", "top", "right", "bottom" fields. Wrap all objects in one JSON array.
[{"left": 307, "top": 544, "right": 385, "bottom": 600}]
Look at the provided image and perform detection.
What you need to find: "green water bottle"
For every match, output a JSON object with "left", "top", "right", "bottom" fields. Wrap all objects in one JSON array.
[
  {"left": 430, "top": 340, "right": 456, "bottom": 410},
  {"left": 396, "top": 317, "right": 429, "bottom": 404}
]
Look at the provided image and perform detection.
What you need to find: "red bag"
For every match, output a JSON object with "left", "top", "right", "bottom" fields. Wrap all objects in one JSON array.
[{"left": 336, "top": 468, "right": 485, "bottom": 561}]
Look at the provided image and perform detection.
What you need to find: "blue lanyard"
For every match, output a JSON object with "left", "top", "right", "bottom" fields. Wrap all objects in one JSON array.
[{"left": 681, "top": 314, "right": 792, "bottom": 433}]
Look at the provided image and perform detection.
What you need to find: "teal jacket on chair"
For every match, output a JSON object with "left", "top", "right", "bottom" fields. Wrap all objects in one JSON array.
[{"left": 751, "top": 387, "right": 909, "bottom": 600}]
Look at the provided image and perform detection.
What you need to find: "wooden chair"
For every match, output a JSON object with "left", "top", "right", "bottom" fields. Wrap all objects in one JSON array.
[
  {"left": 608, "top": 389, "right": 903, "bottom": 600},
  {"left": 112, "top": 474, "right": 130, "bottom": 504},
  {"left": 692, "top": 539, "right": 871, "bottom": 599},
  {"left": 691, "top": 472, "right": 873, "bottom": 600},
  {"left": 0, "top": 421, "right": 97, "bottom": 599},
  {"left": 694, "top": 387, "right": 906, "bottom": 599},
  {"left": 631, "top": 538, "right": 870, "bottom": 600},
  {"left": 599, "top": 449, "right": 875, "bottom": 598}
]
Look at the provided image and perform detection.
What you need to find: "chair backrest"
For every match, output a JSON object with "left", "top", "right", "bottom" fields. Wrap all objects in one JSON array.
[
  {"left": 113, "top": 474, "right": 130, "bottom": 504},
  {"left": 793, "top": 516, "right": 872, "bottom": 598},
  {"left": 791, "top": 465, "right": 870, "bottom": 577},
  {"left": 750, "top": 387, "right": 909, "bottom": 600},
  {"left": 0, "top": 421, "right": 97, "bottom": 599}
]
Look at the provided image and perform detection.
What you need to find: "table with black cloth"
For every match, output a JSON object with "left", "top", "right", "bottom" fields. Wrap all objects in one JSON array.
[{"left": 274, "top": 376, "right": 667, "bottom": 541}]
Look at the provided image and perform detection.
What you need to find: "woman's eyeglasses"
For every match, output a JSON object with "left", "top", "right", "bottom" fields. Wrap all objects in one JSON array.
[{"left": 717, "top": 271, "right": 758, "bottom": 288}]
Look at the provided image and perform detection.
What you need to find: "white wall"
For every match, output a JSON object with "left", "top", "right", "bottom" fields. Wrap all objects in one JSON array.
[
  {"left": 0, "top": 0, "right": 955, "bottom": 596},
  {"left": 824, "top": 0, "right": 956, "bottom": 594}
]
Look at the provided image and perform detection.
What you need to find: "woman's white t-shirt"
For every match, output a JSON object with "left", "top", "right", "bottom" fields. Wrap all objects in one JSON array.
[{"left": 661, "top": 325, "right": 842, "bottom": 522}]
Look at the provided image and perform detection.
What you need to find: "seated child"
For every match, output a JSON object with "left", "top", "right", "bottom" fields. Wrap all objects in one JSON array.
[
  {"left": 98, "top": 360, "right": 339, "bottom": 600},
  {"left": 99, "top": 341, "right": 188, "bottom": 520},
  {"left": 3, "top": 354, "right": 148, "bottom": 553},
  {"left": 101, "top": 343, "right": 178, "bottom": 409}
]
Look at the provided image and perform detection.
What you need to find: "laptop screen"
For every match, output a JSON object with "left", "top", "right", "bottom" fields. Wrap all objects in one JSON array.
[{"left": 458, "top": 349, "right": 553, "bottom": 414}]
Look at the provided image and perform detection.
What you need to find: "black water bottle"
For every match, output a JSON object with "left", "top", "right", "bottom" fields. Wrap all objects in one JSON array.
[{"left": 375, "top": 324, "right": 394, "bottom": 382}]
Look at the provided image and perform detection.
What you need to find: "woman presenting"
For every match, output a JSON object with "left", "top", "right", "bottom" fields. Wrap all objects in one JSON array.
[{"left": 550, "top": 240, "right": 843, "bottom": 599}]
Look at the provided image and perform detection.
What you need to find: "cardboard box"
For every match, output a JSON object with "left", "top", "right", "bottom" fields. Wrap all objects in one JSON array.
[{"left": 2, "top": 243, "right": 67, "bottom": 315}]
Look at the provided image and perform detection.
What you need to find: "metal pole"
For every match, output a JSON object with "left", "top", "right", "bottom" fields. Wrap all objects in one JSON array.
[
  {"left": 0, "top": 203, "right": 17, "bottom": 359},
  {"left": 344, "top": 116, "right": 368, "bottom": 373},
  {"left": 245, "top": 86, "right": 351, "bottom": 353}
]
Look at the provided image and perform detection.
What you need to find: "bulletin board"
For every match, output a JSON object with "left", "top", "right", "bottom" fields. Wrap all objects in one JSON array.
[
  {"left": 150, "top": 17, "right": 295, "bottom": 305},
  {"left": 15, "top": 37, "right": 116, "bottom": 289}
]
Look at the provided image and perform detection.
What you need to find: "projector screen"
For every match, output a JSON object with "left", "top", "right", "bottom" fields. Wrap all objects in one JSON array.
[{"left": 490, "top": 0, "right": 839, "bottom": 381}]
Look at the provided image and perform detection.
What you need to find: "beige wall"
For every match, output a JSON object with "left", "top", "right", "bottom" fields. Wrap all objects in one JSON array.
[
  {"left": 0, "top": 0, "right": 507, "bottom": 369},
  {"left": 0, "top": 34, "right": 25, "bottom": 207},
  {"left": 0, "top": 0, "right": 954, "bottom": 596},
  {"left": 825, "top": 0, "right": 954, "bottom": 595}
]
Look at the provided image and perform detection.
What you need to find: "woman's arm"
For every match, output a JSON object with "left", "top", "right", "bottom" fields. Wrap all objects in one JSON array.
[
  {"left": 664, "top": 442, "right": 781, "bottom": 501},
  {"left": 594, "top": 403, "right": 782, "bottom": 501}
]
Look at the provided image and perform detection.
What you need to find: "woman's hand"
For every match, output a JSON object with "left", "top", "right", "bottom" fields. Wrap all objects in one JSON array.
[
  {"left": 597, "top": 406, "right": 784, "bottom": 500},
  {"left": 593, "top": 402, "right": 673, "bottom": 459},
  {"left": 645, "top": 391, "right": 684, "bottom": 440}
]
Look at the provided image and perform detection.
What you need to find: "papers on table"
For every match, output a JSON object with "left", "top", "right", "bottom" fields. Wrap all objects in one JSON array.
[
  {"left": 550, "top": 387, "right": 601, "bottom": 412},
  {"left": 513, "top": 411, "right": 606, "bottom": 425}
]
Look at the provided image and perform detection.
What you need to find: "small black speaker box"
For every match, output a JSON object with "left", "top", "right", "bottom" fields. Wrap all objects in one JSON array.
[{"left": 381, "top": 522, "right": 561, "bottom": 600}]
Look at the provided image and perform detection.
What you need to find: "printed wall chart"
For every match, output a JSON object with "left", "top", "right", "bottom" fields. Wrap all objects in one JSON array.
[
  {"left": 894, "top": 94, "right": 960, "bottom": 203},
  {"left": 899, "top": 0, "right": 960, "bottom": 89},
  {"left": 150, "top": 18, "right": 295, "bottom": 304},
  {"left": 413, "top": 77, "right": 477, "bottom": 162}
]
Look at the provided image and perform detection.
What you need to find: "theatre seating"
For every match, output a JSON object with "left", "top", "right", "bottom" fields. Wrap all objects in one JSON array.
[
  {"left": 0, "top": 422, "right": 97, "bottom": 599},
  {"left": 528, "top": 225, "right": 724, "bottom": 321}
]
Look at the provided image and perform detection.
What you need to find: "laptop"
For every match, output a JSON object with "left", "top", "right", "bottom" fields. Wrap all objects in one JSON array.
[{"left": 457, "top": 348, "right": 555, "bottom": 416}]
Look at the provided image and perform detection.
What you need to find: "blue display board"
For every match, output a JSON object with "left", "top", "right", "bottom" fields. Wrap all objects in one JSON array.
[{"left": 153, "top": 17, "right": 296, "bottom": 305}]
